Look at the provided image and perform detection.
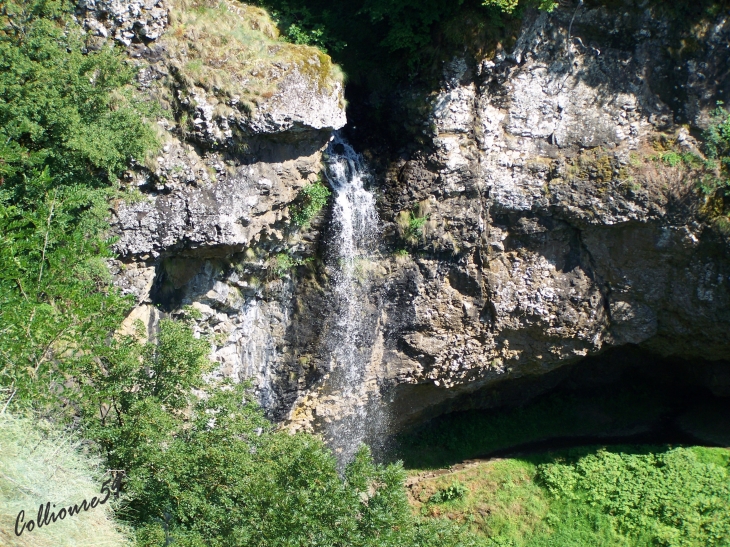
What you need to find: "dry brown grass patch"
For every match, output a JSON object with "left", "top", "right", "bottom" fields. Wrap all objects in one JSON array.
[{"left": 162, "top": 0, "right": 343, "bottom": 111}]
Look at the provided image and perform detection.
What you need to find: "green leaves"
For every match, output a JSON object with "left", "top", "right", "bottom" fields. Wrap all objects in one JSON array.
[
  {"left": 429, "top": 481, "right": 469, "bottom": 504},
  {"left": 0, "top": 0, "right": 157, "bottom": 190},
  {"left": 0, "top": 0, "right": 158, "bottom": 412},
  {"left": 698, "top": 104, "right": 730, "bottom": 229},
  {"left": 0, "top": 174, "right": 133, "bottom": 412},
  {"left": 704, "top": 103, "right": 730, "bottom": 161},
  {"left": 537, "top": 448, "right": 730, "bottom": 546},
  {"left": 115, "top": 385, "right": 432, "bottom": 547},
  {"left": 482, "top": 0, "right": 557, "bottom": 13},
  {"left": 290, "top": 179, "right": 332, "bottom": 227}
]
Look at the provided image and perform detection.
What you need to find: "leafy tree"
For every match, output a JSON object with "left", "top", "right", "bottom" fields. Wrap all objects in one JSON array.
[
  {"left": 0, "top": 0, "right": 157, "bottom": 192},
  {"left": 255, "top": 0, "right": 556, "bottom": 85},
  {"left": 0, "top": 0, "right": 159, "bottom": 411},
  {"left": 73, "top": 321, "right": 482, "bottom": 547},
  {"left": 0, "top": 173, "right": 134, "bottom": 411}
]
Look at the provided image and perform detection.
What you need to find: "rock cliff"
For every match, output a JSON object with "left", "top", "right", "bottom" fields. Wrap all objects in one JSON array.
[
  {"left": 365, "top": 3, "right": 730, "bottom": 428},
  {"left": 105, "top": 0, "right": 730, "bottom": 435}
]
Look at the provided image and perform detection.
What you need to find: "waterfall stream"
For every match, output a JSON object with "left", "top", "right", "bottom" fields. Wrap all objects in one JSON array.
[{"left": 320, "top": 135, "right": 384, "bottom": 464}]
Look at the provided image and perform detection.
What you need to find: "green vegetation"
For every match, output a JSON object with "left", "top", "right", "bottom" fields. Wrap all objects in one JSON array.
[
  {"left": 0, "top": 0, "right": 156, "bottom": 411},
  {"left": 643, "top": 106, "right": 730, "bottom": 233},
  {"left": 0, "top": 0, "right": 157, "bottom": 190},
  {"left": 3, "top": 3, "right": 730, "bottom": 547},
  {"left": 704, "top": 104, "right": 730, "bottom": 163},
  {"left": 429, "top": 481, "right": 469, "bottom": 504},
  {"left": 537, "top": 447, "right": 730, "bottom": 546},
  {"left": 482, "top": 0, "right": 556, "bottom": 13},
  {"left": 407, "top": 212, "right": 429, "bottom": 239},
  {"left": 0, "top": 174, "right": 135, "bottom": 410},
  {"left": 272, "top": 251, "right": 312, "bottom": 277},
  {"left": 0, "top": 411, "right": 132, "bottom": 547},
  {"left": 253, "top": 0, "right": 554, "bottom": 89},
  {"left": 397, "top": 206, "right": 429, "bottom": 244},
  {"left": 410, "top": 446, "right": 730, "bottom": 547},
  {"left": 291, "top": 179, "right": 332, "bottom": 227},
  {"left": 698, "top": 103, "right": 730, "bottom": 230},
  {"left": 0, "top": 3, "right": 482, "bottom": 546},
  {"left": 654, "top": 150, "right": 704, "bottom": 168},
  {"left": 162, "top": 0, "right": 343, "bottom": 117}
]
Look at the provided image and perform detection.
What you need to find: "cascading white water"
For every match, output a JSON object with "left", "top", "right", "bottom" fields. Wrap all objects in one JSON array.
[{"left": 321, "top": 134, "right": 383, "bottom": 464}]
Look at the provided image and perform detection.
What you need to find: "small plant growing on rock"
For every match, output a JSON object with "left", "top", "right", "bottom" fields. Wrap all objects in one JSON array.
[
  {"left": 397, "top": 203, "right": 430, "bottom": 244},
  {"left": 407, "top": 212, "right": 428, "bottom": 239},
  {"left": 291, "top": 179, "right": 331, "bottom": 227},
  {"left": 272, "top": 252, "right": 312, "bottom": 277},
  {"left": 698, "top": 102, "right": 730, "bottom": 231}
]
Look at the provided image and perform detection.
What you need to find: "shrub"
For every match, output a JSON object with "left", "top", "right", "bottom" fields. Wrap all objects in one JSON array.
[
  {"left": 123, "top": 387, "right": 487, "bottom": 546},
  {"left": 0, "top": 173, "right": 135, "bottom": 412},
  {"left": 408, "top": 212, "right": 428, "bottom": 239},
  {"left": 0, "top": 1, "right": 157, "bottom": 413},
  {"left": 537, "top": 447, "right": 730, "bottom": 546},
  {"left": 0, "top": 0, "right": 158, "bottom": 191},
  {"left": 271, "top": 252, "right": 312, "bottom": 277},
  {"left": 704, "top": 103, "right": 730, "bottom": 162},
  {"left": 430, "top": 481, "right": 469, "bottom": 503},
  {"left": 291, "top": 179, "right": 332, "bottom": 227},
  {"left": 698, "top": 103, "right": 730, "bottom": 227}
]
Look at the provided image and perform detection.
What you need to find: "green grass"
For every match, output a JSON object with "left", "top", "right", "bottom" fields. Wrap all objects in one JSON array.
[
  {"left": 162, "top": 0, "right": 343, "bottom": 115},
  {"left": 411, "top": 445, "right": 730, "bottom": 547},
  {"left": 0, "top": 411, "right": 131, "bottom": 547}
]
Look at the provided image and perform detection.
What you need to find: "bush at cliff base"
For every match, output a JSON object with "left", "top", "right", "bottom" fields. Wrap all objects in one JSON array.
[{"left": 0, "top": 410, "right": 132, "bottom": 547}]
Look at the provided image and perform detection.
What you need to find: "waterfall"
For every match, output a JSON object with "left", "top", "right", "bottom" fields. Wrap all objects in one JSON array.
[{"left": 320, "top": 134, "right": 384, "bottom": 465}]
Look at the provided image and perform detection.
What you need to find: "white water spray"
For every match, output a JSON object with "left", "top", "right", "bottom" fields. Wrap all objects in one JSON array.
[{"left": 321, "top": 135, "right": 383, "bottom": 464}]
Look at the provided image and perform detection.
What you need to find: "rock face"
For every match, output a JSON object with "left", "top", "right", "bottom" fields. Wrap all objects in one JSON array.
[
  {"left": 108, "top": 0, "right": 730, "bottom": 434},
  {"left": 362, "top": 3, "right": 730, "bottom": 428},
  {"left": 113, "top": 136, "right": 327, "bottom": 258},
  {"left": 78, "top": 0, "right": 168, "bottom": 45},
  {"left": 93, "top": 0, "right": 346, "bottom": 411}
]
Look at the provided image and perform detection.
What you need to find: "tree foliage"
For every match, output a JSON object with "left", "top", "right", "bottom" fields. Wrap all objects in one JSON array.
[
  {"left": 0, "top": 0, "right": 159, "bottom": 410},
  {"left": 72, "top": 319, "right": 483, "bottom": 547},
  {"left": 699, "top": 103, "right": 730, "bottom": 230},
  {"left": 254, "top": 0, "right": 553, "bottom": 87},
  {"left": 0, "top": 0, "right": 157, "bottom": 192},
  {"left": 0, "top": 173, "right": 134, "bottom": 411}
]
